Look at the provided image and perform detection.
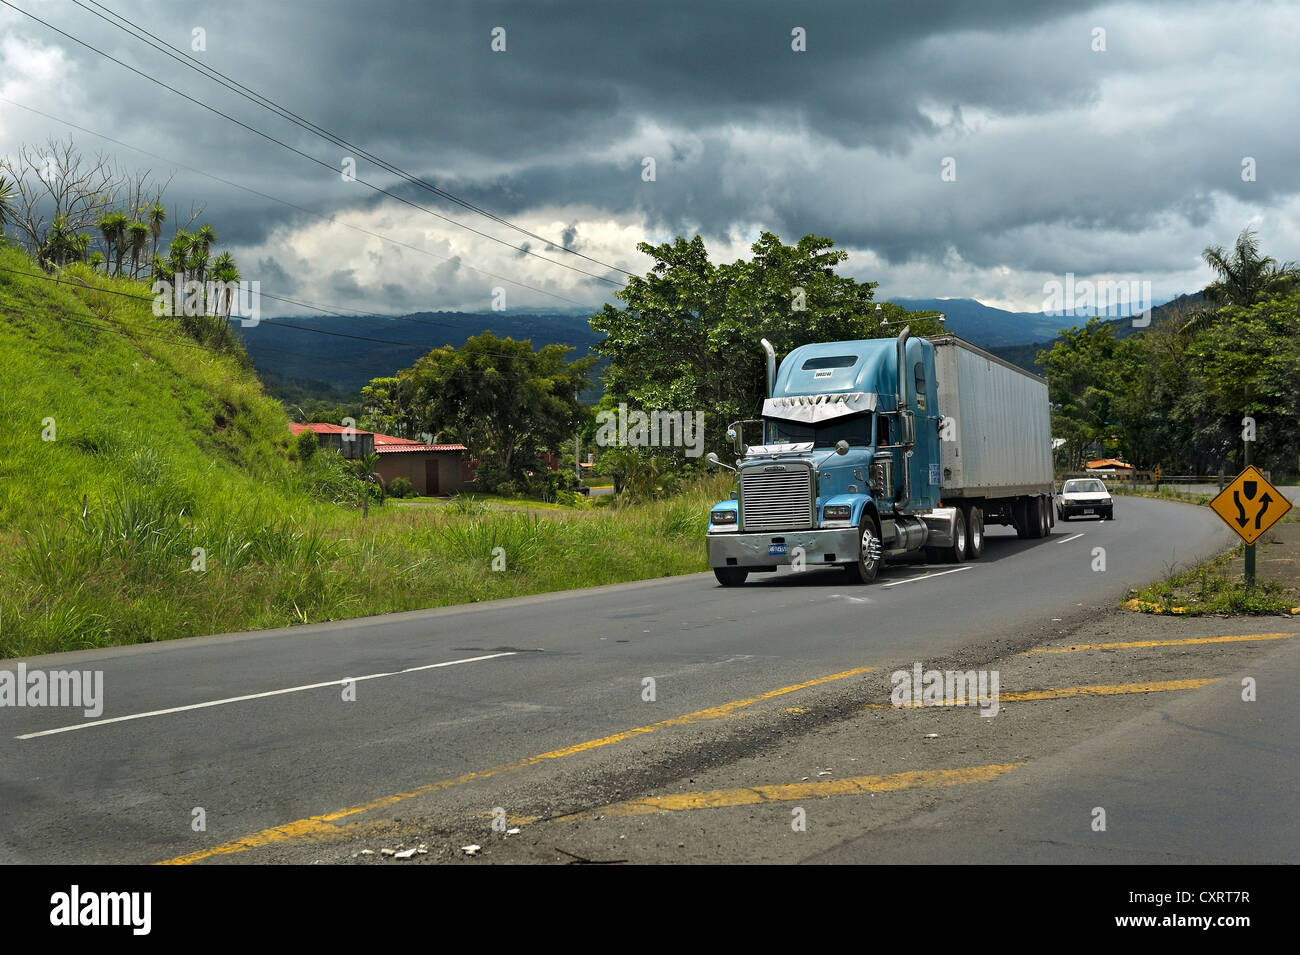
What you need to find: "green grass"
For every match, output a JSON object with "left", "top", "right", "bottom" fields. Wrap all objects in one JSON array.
[
  {"left": 1131, "top": 547, "right": 1293, "bottom": 615},
  {"left": 0, "top": 244, "right": 732, "bottom": 658}
]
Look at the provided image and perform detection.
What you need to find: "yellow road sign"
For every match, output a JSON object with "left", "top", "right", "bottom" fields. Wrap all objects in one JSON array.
[{"left": 1209, "top": 466, "right": 1293, "bottom": 545}]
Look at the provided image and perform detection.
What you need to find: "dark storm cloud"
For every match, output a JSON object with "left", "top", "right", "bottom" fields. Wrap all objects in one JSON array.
[{"left": 3, "top": 0, "right": 1295, "bottom": 308}]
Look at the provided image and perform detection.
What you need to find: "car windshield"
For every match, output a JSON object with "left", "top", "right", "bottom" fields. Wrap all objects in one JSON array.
[
  {"left": 767, "top": 413, "right": 872, "bottom": 449},
  {"left": 1063, "top": 479, "right": 1107, "bottom": 493}
]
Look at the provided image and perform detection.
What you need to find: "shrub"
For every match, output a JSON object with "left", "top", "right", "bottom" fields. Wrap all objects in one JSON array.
[
  {"left": 387, "top": 476, "right": 416, "bottom": 498},
  {"left": 296, "top": 428, "right": 318, "bottom": 461}
]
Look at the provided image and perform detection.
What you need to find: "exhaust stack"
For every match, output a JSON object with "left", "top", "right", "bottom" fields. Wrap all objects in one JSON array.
[
  {"left": 760, "top": 338, "right": 776, "bottom": 398},
  {"left": 895, "top": 326, "right": 911, "bottom": 414}
]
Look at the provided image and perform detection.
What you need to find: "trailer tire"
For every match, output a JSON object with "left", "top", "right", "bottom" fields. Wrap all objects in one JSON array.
[
  {"left": 1014, "top": 498, "right": 1032, "bottom": 539},
  {"left": 964, "top": 505, "right": 984, "bottom": 559},
  {"left": 1040, "top": 496, "right": 1052, "bottom": 536},
  {"left": 1025, "top": 495, "right": 1048, "bottom": 539},
  {"left": 713, "top": 567, "right": 748, "bottom": 587},
  {"left": 844, "top": 512, "right": 882, "bottom": 585}
]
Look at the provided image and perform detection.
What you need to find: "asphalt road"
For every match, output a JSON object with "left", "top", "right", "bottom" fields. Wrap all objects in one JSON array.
[{"left": 0, "top": 496, "right": 1240, "bottom": 863}]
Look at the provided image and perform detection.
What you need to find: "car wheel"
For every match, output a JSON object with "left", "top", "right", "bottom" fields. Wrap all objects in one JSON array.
[
  {"left": 844, "top": 511, "right": 883, "bottom": 584},
  {"left": 713, "top": 567, "right": 748, "bottom": 587},
  {"left": 964, "top": 505, "right": 984, "bottom": 559}
]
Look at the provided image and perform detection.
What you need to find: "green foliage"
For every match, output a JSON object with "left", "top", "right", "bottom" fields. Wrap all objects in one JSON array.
[
  {"left": 295, "top": 427, "right": 318, "bottom": 461},
  {"left": 387, "top": 476, "right": 416, "bottom": 498},
  {"left": 1041, "top": 229, "right": 1300, "bottom": 475},
  {"left": 590, "top": 231, "right": 943, "bottom": 467},
  {"left": 360, "top": 333, "right": 594, "bottom": 485}
]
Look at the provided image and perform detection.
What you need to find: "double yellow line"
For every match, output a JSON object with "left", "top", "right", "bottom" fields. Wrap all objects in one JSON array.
[{"left": 159, "top": 665, "right": 873, "bottom": 864}]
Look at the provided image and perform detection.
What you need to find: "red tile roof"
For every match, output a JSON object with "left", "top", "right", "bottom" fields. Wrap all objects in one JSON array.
[
  {"left": 290, "top": 422, "right": 464, "bottom": 453},
  {"left": 290, "top": 422, "right": 360, "bottom": 435},
  {"left": 376, "top": 442, "right": 467, "bottom": 453}
]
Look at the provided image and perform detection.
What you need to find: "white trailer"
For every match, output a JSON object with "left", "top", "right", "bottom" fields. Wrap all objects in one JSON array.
[{"left": 929, "top": 335, "right": 1055, "bottom": 538}]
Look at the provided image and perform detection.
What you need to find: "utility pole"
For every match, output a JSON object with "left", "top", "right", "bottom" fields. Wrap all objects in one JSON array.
[{"left": 575, "top": 390, "right": 583, "bottom": 484}]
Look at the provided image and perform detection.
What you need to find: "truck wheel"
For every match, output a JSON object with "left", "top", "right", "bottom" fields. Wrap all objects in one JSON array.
[
  {"left": 964, "top": 505, "right": 984, "bottom": 559},
  {"left": 713, "top": 567, "right": 748, "bottom": 587},
  {"left": 946, "top": 507, "right": 968, "bottom": 562},
  {"left": 1027, "top": 495, "right": 1048, "bottom": 539},
  {"left": 844, "top": 512, "right": 882, "bottom": 584},
  {"left": 1014, "top": 498, "right": 1032, "bottom": 539}
]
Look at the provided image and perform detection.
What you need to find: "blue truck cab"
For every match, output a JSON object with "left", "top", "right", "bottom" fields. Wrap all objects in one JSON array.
[{"left": 706, "top": 328, "right": 953, "bottom": 586}]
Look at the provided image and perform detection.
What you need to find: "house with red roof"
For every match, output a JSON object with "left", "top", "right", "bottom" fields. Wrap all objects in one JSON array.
[{"left": 291, "top": 423, "right": 475, "bottom": 495}]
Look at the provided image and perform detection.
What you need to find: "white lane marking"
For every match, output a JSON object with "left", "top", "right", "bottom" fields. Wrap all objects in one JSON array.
[
  {"left": 1056, "top": 533, "right": 1085, "bottom": 544},
  {"left": 15, "top": 652, "right": 516, "bottom": 740},
  {"left": 881, "top": 566, "right": 972, "bottom": 588}
]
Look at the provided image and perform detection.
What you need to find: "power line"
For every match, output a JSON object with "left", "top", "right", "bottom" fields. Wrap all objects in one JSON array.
[
  {"left": 72, "top": 0, "right": 636, "bottom": 280},
  {"left": 0, "top": 95, "right": 597, "bottom": 310},
  {"left": 0, "top": 0, "right": 625, "bottom": 288}
]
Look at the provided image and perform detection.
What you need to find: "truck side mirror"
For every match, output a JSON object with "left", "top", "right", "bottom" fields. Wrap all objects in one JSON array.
[
  {"left": 706, "top": 452, "right": 736, "bottom": 473},
  {"left": 898, "top": 411, "right": 916, "bottom": 447},
  {"left": 835, "top": 440, "right": 850, "bottom": 455},
  {"left": 726, "top": 427, "right": 740, "bottom": 453}
]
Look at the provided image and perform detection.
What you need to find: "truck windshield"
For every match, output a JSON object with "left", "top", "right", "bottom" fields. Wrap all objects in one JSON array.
[{"left": 766, "top": 413, "right": 872, "bottom": 448}]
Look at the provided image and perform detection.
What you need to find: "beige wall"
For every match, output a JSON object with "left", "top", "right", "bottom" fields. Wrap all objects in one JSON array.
[{"left": 374, "top": 452, "right": 470, "bottom": 495}]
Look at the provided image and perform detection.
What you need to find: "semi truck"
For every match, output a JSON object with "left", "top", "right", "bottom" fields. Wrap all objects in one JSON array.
[{"left": 705, "top": 328, "right": 1055, "bottom": 585}]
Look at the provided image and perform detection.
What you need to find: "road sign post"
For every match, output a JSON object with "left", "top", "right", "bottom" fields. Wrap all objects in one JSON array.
[{"left": 1209, "top": 465, "right": 1292, "bottom": 589}]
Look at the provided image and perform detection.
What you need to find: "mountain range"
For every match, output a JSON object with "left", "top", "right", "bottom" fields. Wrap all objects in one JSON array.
[{"left": 239, "top": 296, "right": 1194, "bottom": 400}]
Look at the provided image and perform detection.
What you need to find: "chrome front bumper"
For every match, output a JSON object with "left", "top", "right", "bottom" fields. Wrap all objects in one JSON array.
[{"left": 707, "top": 527, "right": 860, "bottom": 569}]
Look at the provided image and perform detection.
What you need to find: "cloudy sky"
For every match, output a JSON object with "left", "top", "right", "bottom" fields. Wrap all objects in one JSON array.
[{"left": 2, "top": 0, "right": 1297, "bottom": 315}]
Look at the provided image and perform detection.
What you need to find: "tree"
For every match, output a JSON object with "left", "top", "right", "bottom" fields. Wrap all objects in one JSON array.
[
  {"left": 1201, "top": 228, "right": 1298, "bottom": 307},
  {"left": 0, "top": 174, "right": 14, "bottom": 237},
  {"left": 0, "top": 139, "right": 121, "bottom": 259},
  {"left": 211, "top": 252, "right": 240, "bottom": 327},
  {"left": 96, "top": 211, "right": 128, "bottom": 276},
  {"left": 1188, "top": 288, "right": 1300, "bottom": 474},
  {"left": 167, "top": 231, "right": 191, "bottom": 284},
  {"left": 356, "top": 451, "right": 382, "bottom": 517},
  {"left": 146, "top": 202, "right": 166, "bottom": 266},
  {"left": 363, "top": 333, "right": 595, "bottom": 487},
  {"left": 127, "top": 221, "right": 150, "bottom": 277},
  {"left": 591, "top": 232, "right": 942, "bottom": 464}
]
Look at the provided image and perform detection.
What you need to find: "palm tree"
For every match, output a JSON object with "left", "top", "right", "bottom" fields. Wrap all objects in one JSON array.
[
  {"left": 187, "top": 245, "right": 210, "bottom": 312},
  {"left": 88, "top": 251, "right": 105, "bottom": 271},
  {"left": 211, "top": 252, "right": 239, "bottom": 325},
  {"left": 96, "top": 211, "right": 129, "bottom": 276},
  {"left": 41, "top": 217, "right": 75, "bottom": 269},
  {"left": 76, "top": 233, "right": 92, "bottom": 263},
  {"left": 194, "top": 223, "right": 216, "bottom": 260},
  {"left": 167, "top": 230, "right": 191, "bottom": 282},
  {"left": 357, "top": 452, "right": 384, "bottom": 517},
  {"left": 1185, "top": 228, "right": 1300, "bottom": 332},
  {"left": 1204, "top": 228, "right": 1299, "bottom": 305},
  {"left": 149, "top": 253, "right": 167, "bottom": 284},
  {"left": 97, "top": 212, "right": 120, "bottom": 274},
  {"left": 127, "top": 221, "right": 150, "bottom": 277},
  {"left": 146, "top": 202, "right": 166, "bottom": 265},
  {"left": 0, "top": 174, "right": 15, "bottom": 237}
]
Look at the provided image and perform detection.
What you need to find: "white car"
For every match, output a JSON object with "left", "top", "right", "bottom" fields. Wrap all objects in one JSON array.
[{"left": 1058, "top": 478, "right": 1113, "bottom": 521}]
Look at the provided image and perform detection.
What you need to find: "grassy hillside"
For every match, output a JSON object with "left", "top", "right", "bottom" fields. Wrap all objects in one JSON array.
[{"left": 0, "top": 245, "right": 715, "bottom": 657}]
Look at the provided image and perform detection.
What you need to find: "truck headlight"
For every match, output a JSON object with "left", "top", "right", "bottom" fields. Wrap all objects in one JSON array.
[
  {"left": 710, "top": 510, "right": 737, "bottom": 525},
  {"left": 823, "top": 505, "right": 851, "bottom": 520}
]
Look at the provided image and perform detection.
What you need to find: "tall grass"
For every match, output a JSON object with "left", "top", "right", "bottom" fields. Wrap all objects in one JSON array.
[{"left": 0, "top": 244, "right": 738, "bottom": 657}]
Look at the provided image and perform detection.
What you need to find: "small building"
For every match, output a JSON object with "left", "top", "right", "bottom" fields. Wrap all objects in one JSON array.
[
  {"left": 372, "top": 433, "right": 474, "bottom": 496},
  {"left": 289, "top": 422, "right": 373, "bottom": 459},
  {"left": 290, "top": 423, "right": 474, "bottom": 495}
]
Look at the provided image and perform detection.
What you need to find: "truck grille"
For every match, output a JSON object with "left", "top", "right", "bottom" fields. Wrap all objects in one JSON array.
[{"left": 741, "top": 466, "right": 813, "bottom": 531}]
